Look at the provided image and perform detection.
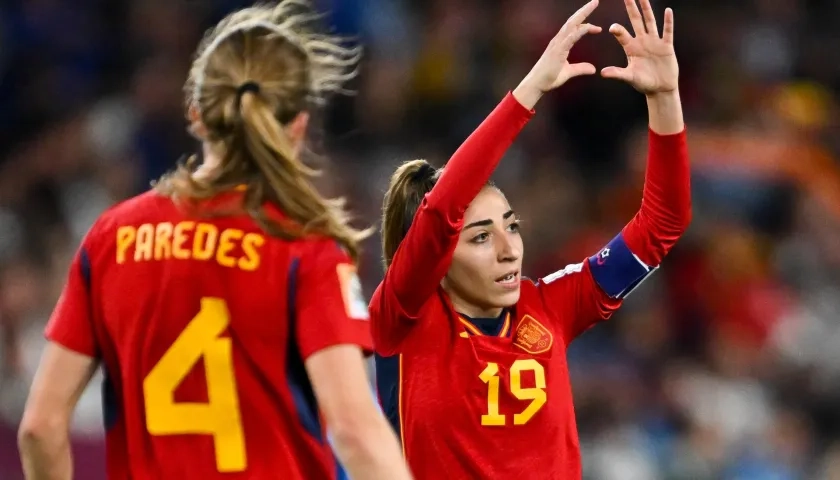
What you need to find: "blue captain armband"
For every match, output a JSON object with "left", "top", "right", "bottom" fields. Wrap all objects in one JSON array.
[{"left": 587, "top": 234, "right": 657, "bottom": 299}]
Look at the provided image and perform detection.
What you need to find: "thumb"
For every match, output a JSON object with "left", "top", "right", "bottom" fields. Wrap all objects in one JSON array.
[
  {"left": 600, "top": 66, "right": 632, "bottom": 82},
  {"left": 567, "top": 62, "right": 597, "bottom": 78}
]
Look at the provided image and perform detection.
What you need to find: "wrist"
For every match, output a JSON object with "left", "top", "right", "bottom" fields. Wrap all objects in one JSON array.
[
  {"left": 646, "top": 89, "right": 684, "bottom": 135},
  {"left": 512, "top": 82, "right": 543, "bottom": 110},
  {"left": 645, "top": 89, "right": 680, "bottom": 101}
]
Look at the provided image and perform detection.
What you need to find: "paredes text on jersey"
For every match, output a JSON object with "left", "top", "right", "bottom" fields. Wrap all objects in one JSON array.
[{"left": 116, "top": 221, "right": 265, "bottom": 271}]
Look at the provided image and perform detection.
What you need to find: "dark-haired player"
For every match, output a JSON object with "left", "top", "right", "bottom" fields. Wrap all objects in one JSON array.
[{"left": 372, "top": 0, "right": 690, "bottom": 478}]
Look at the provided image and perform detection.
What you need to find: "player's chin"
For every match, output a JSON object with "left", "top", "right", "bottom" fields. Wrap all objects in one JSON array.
[{"left": 492, "top": 284, "right": 521, "bottom": 307}]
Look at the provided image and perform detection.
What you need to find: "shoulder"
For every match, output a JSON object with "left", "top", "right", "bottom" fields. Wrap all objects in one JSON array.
[
  {"left": 81, "top": 191, "right": 166, "bottom": 247},
  {"left": 91, "top": 191, "right": 170, "bottom": 233},
  {"left": 538, "top": 262, "right": 586, "bottom": 284},
  {"left": 294, "top": 236, "right": 350, "bottom": 263}
]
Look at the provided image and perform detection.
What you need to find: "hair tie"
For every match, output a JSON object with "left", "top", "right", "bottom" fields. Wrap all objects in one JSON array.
[
  {"left": 236, "top": 81, "right": 261, "bottom": 99},
  {"left": 412, "top": 163, "right": 435, "bottom": 182}
]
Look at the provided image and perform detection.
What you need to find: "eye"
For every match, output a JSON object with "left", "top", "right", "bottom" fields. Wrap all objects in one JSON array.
[
  {"left": 471, "top": 232, "right": 490, "bottom": 243},
  {"left": 507, "top": 222, "right": 521, "bottom": 233}
]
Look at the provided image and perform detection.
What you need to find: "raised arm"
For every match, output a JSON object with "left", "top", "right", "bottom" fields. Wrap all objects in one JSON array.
[
  {"left": 601, "top": 0, "right": 690, "bottom": 267},
  {"left": 372, "top": 0, "right": 605, "bottom": 354},
  {"left": 538, "top": 0, "right": 691, "bottom": 343}
]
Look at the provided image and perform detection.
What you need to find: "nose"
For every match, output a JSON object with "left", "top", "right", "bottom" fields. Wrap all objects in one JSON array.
[{"left": 496, "top": 232, "right": 521, "bottom": 263}]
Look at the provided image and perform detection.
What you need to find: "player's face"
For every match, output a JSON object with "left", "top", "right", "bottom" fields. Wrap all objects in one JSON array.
[{"left": 444, "top": 187, "right": 523, "bottom": 317}]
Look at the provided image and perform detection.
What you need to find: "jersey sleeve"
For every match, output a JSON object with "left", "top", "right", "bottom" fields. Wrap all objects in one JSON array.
[
  {"left": 44, "top": 247, "right": 98, "bottom": 358},
  {"left": 371, "top": 93, "right": 533, "bottom": 355},
  {"left": 537, "top": 129, "right": 691, "bottom": 344},
  {"left": 535, "top": 261, "right": 621, "bottom": 344},
  {"left": 295, "top": 240, "right": 373, "bottom": 360},
  {"left": 621, "top": 129, "right": 692, "bottom": 267}
]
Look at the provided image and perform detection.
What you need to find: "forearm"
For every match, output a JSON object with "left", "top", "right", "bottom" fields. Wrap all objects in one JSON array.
[
  {"left": 18, "top": 426, "right": 73, "bottom": 480},
  {"left": 427, "top": 92, "right": 533, "bottom": 212},
  {"left": 512, "top": 83, "right": 544, "bottom": 110},
  {"left": 623, "top": 93, "right": 691, "bottom": 266},
  {"left": 333, "top": 418, "right": 412, "bottom": 480}
]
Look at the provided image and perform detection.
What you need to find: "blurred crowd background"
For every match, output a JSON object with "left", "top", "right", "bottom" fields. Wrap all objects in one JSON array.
[{"left": 1, "top": 0, "right": 840, "bottom": 478}]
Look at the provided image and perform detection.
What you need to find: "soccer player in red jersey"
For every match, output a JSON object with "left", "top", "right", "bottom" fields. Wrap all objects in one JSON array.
[
  {"left": 16, "top": 2, "right": 412, "bottom": 480},
  {"left": 371, "top": 0, "right": 690, "bottom": 478}
]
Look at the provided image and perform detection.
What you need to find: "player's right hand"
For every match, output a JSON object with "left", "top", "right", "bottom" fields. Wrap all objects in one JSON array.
[{"left": 518, "top": 0, "right": 601, "bottom": 100}]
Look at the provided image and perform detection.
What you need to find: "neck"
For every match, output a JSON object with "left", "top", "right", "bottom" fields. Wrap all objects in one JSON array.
[
  {"left": 448, "top": 295, "right": 504, "bottom": 319},
  {"left": 193, "top": 142, "right": 222, "bottom": 182}
]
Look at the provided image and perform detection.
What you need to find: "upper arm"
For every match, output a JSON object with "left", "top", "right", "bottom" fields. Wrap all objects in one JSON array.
[
  {"left": 305, "top": 344, "right": 381, "bottom": 434},
  {"left": 45, "top": 245, "right": 98, "bottom": 358},
  {"left": 537, "top": 233, "right": 656, "bottom": 343},
  {"left": 20, "top": 342, "right": 99, "bottom": 432},
  {"left": 295, "top": 241, "right": 373, "bottom": 360}
]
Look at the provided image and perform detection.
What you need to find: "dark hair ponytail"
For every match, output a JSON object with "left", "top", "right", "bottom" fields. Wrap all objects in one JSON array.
[{"left": 380, "top": 159, "right": 440, "bottom": 269}]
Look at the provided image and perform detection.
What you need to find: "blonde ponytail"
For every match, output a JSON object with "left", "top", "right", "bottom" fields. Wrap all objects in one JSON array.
[{"left": 155, "top": 0, "right": 369, "bottom": 261}]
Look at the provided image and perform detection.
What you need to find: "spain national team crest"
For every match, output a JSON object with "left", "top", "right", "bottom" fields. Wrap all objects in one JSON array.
[{"left": 513, "top": 315, "right": 553, "bottom": 354}]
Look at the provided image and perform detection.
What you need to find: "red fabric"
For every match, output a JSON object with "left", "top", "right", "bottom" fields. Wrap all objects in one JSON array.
[
  {"left": 46, "top": 190, "right": 371, "bottom": 480},
  {"left": 46, "top": 248, "right": 98, "bottom": 357},
  {"left": 622, "top": 129, "right": 692, "bottom": 267},
  {"left": 370, "top": 112, "right": 691, "bottom": 478}
]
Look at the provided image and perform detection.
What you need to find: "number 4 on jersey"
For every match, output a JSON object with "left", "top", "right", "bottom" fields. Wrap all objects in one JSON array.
[{"left": 143, "top": 297, "right": 246, "bottom": 472}]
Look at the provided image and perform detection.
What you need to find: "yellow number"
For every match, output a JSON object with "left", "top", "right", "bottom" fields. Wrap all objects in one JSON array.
[
  {"left": 143, "top": 297, "right": 246, "bottom": 472},
  {"left": 478, "top": 363, "right": 506, "bottom": 426},
  {"left": 510, "top": 359, "right": 547, "bottom": 425},
  {"left": 479, "top": 359, "right": 546, "bottom": 426}
]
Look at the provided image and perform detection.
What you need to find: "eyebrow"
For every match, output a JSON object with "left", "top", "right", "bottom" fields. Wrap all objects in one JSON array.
[{"left": 463, "top": 210, "right": 516, "bottom": 230}]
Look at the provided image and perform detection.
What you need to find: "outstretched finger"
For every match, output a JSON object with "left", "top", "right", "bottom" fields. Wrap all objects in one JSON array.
[
  {"left": 608, "top": 23, "right": 633, "bottom": 48},
  {"left": 559, "top": 23, "right": 602, "bottom": 52},
  {"left": 662, "top": 8, "right": 674, "bottom": 44},
  {"left": 566, "top": 0, "right": 600, "bottom": 29},
  {"left": 623, "top": 0, "right": 645, "bottom": 36},
  {"left": 639, "top": 0, "right": 658, "bottom": 37}
]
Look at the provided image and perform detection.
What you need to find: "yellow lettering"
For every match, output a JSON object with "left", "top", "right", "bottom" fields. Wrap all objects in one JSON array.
[
  {"left": 216, "top": 229, "right": 242, "bottom": 268},
  {"left": 135, "top": 224, "right": 154, "bottom": 262},
  {"left": 238, "top": 233, "right": 264, "bottom": 271},
  {"left": 173, "top": 222, "right": 195, "bottom": 260},
  {"left": 143, "top": 298, "right": 246, "bottom": 472},
  {"left": 154, "top": 223, "right": 173, "bottom": 260},
  {"left": 193, "top": 223, "right": 218, "bottom": 261},
  {"left": 116, "top": 226, "right": 136, "bottom": 264}
]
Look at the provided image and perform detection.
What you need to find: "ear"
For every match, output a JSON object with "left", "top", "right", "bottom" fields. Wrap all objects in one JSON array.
[
  {"left": 285, "top": 111, "right": 310, "bottom": 155},
  {"left": 187, "top": 104, "right": 209, "bottom": 140}
]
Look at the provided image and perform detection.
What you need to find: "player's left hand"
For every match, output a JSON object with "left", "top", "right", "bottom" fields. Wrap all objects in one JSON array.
[{"left": 601, "top": 0, "right": 678, "bottom": 95}]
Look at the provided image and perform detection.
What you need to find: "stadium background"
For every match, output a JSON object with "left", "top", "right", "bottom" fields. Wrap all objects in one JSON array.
[{"left": 1, "top": 0, "right": 839, "bottom": 478}]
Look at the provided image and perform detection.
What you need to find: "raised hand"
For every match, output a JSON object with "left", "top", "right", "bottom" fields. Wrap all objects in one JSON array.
[
  {"left": 601, "top": 0, "right": 678, "bottom": 95},
  {"left": 514, "top": 0, "right": 602, "bottom": 108}
]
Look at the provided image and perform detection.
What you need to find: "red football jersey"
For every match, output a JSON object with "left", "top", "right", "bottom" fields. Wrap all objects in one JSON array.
[
  {"left": 371, "top": 92, "right": 690, "bottom": 479},
  {"left": 46, "top": 190, "right": 372, "bottom": 480},
  {"left": 373, "top": 265, "right": 619, "bottom": 479}
]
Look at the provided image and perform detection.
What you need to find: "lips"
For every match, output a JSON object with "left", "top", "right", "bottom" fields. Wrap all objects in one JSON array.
[{"left": 495, "top": 271, "right": 519, "bottom": 284}]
